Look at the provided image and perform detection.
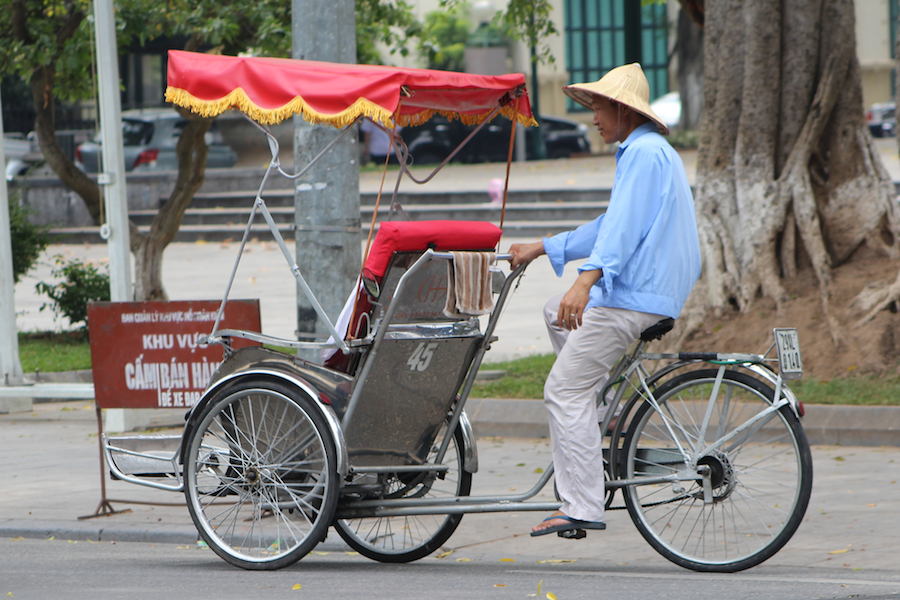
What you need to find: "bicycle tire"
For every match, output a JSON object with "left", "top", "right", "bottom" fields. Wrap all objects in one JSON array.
[
  {"left": 183, "top": 379, "right": 339, "bottom": 570},
  {"left": 622, "top": 368, "right": 812, "bottom": 572},
  {"left": 334, "top": 420, "right": 472, "bottom": 563}
]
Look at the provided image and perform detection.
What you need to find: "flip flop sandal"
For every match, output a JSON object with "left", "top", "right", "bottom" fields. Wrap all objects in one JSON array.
[{"left": 530, "top": 515, "right": 606, "bottom": 537}]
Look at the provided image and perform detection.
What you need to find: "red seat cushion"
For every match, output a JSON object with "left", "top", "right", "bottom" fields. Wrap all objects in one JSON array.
[{"left": 364, "top": 220, "right": 503, "bottom": 279}]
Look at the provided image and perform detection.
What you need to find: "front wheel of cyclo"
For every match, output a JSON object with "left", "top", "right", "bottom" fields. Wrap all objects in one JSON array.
[
  {"left": 183, "top": 380, "right": 339, "bottom": 570},
  {"left": 622, "top": 369, "right": 812, "bottom": 572},
  {"left": 334, "top": 421, "right": 472, "bottom": 562}
]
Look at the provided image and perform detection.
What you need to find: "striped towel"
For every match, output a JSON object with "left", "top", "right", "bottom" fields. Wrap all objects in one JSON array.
[{"left": 443, "top": 251, "right": 496, "bottom": 317}]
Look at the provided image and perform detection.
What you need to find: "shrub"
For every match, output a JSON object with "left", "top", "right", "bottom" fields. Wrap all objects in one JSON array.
[
  {"left": 667, "top": 129, "right": 700, "bottom": 149},
  {"left": 7, "top": 190, "right": 50, "bottom": 283},
  {"left": 35, "top": 255, "right": 110, "bottom": 328}
]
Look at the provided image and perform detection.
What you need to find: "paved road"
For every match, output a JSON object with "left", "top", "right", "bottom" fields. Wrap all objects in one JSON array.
[
  {"left": 4, "top": 535, "right": 900, "bottom": 600},
  {"left": 2, "top": 401, "right": 899, "bottom": 572}
]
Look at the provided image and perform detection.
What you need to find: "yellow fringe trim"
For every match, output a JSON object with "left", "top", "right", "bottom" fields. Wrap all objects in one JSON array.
[
  {"left": 166, "top": 86, "right": 393, "bottom": 127},
  {"left": 166, "top": 86, "right": 538, "bottom": 128}
]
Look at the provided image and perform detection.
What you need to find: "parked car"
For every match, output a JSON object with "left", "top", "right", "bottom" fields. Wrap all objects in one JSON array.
[
  {"left": 400, "top": 113, "right": 590, "bottom": 165},
  {"left": 866, "top": 101, "right": 896, "bottom": 138},
  {"left": 4, "top": 133, "right": 43, "bottom": 181},
  {"left": 76, "top": 108, "right": 238, "bottom": 173},
  {"left": 649, "top": 91, "right": 681, "bottom": 130}
]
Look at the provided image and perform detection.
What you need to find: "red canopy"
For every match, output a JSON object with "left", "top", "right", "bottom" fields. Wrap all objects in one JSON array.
[{"left": 165, "top": 50, "right": 535, "bottom": 129}]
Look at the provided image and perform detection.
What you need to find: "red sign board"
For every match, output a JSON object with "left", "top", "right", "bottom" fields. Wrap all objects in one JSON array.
[{"left": 88, "top": 300, "right": 261, "bottom": 409}]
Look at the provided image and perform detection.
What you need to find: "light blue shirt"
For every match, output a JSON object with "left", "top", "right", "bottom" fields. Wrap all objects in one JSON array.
[{"left": 542, "top": 122, "right": 701, "bottom": 319}]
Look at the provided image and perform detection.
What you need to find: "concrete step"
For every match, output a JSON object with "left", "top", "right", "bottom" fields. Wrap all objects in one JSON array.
[
  {"left": 186, "top": 187, "right": 612, "bottom": 209},
  {"left": 124, "top": 200, "right": 609, "bottom": 228},
  {"left": 50, "top": 218, "right": 593, "bottom": 244}
]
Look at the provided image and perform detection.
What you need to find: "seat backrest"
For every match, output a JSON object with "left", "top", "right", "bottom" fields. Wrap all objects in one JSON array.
[
  {"left": 363, "top": 220, "right": 502, "bottom": 325},
  {"left": 364, "top": 220, "right": 502, "bottom": 281},
  {"left": 324, "top": 221, "right": 502, "bottom": 373}
]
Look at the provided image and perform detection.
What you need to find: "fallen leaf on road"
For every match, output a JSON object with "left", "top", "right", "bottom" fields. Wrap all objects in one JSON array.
[
  {"left": 436, "top": 550, "right": 454, "bottom": 559},
  {"left": 455, "top": 558, "right": 471, "bottom": 562},
  {"left": 292, "top": 584, "right": 302, "bottom": 590},
  {"left": 494, "top": 584, "right": 507, "bottom": 587},
  {"left": 500, "top": 558, "right": 515, "bottom": 562},
  {"left": 829, "top": 548, "right": 849, "bottom": 554},
  {"left": 11, "top": 537, "right": 23, "bottom": 542},
  {"left": 866, "top": 503, "right": 876, "bottom": 507},
  {"left": 538, "top": 559, "right": 575, "bottom": 564}
]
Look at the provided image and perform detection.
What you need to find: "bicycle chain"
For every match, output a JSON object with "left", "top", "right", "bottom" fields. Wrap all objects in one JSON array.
[{"left": 607, "top": 493, "right": 692, "bottom": 511}]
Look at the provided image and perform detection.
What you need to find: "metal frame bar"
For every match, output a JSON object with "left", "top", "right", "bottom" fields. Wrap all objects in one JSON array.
[
  {"left": 205, "top": 115, "right": 359, "bottom": 353},
  {"left": 102, "top": 434, "right": 184, "bottom": 492}
]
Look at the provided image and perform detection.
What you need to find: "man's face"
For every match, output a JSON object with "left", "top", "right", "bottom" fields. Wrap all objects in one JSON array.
[{"left": 591, "top": 95, "right": 620, "bottom": 145}]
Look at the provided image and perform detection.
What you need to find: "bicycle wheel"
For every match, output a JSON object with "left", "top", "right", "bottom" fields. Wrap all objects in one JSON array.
[
  {"left": 334, "top": 421, "right": 472, "bottom": 562},
  {"left": 622, "top": 369, "right": 812, "bottom": 572},
  {"left": 183, "top": 379, "right": 339, "bottom": 570}
]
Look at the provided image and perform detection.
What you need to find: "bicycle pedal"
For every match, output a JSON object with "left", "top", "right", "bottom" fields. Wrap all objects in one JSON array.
[{"left": 557, "top": 528, "right": 586, "bottom": 540}]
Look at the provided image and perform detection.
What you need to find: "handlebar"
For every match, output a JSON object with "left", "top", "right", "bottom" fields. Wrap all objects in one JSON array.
[{"left": 429, "top": 251, "right": 514, "bottom": 261}]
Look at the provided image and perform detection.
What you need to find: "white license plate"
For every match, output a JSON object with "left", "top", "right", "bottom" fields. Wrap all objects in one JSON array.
[{"left": 773, "top": 328, "right": 803, "bottom": 380}]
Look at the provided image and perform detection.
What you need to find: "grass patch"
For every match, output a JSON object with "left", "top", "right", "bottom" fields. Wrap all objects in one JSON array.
[
  {"left": 471, "top": 353, "right": 900, "bottom": 406},
  {"left": 789, "top": 377, "right": 900, "bottom": 406},
  {"left": 18, "top": 330, "right": 92, "bottom": 373},
  {"left": 471, "top": 353, "right": 554, "bottom": 399}
]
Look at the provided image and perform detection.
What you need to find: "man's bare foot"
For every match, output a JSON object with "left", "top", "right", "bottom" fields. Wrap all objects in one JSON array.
[{"left": 531, "top": 511, "right": 570, "bottom": 533}]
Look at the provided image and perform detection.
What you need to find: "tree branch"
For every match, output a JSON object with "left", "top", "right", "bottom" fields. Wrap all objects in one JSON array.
[
  {"left": 675, "top": 0, "right": 705, "bottom": 28},
  {"left": 10, "top": 0, "right": 32, "bottom": 43},
  {"left": 53, "top": 4, "right": 85, "bottom": 58}
]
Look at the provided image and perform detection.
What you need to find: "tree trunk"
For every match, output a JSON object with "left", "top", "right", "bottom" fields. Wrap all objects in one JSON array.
[
  {"left": 30, "top": 71, "right": 102, "bottom": 223},
  {"left": 131, "top": 109, "right": 211, "bottom": 301},
  {"left": 680, "top": 0, "right": 898, "bottom": 344}
]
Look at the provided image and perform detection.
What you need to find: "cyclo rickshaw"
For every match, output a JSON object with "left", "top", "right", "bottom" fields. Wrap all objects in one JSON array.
[{"left": 103, "top": 50, "right": 812, "bottom": 573}]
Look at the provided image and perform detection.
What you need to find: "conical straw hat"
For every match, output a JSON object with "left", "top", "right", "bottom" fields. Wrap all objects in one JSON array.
[{"left": 563, "top": 63, "right": 669, "bottom": 136}]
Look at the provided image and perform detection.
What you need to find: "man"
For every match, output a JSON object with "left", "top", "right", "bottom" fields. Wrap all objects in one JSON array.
[
  {"left": 508, "top": 63, "right": 701, "bottom": 537},
  {"left": 360, "top": 117, "right": 402, "bottom": 165}
]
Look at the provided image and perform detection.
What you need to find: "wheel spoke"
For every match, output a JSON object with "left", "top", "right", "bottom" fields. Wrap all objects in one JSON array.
[
  {"left": 334, "top": 422, "right": 471, "bottom": 562},
  {"left": 624, "top": 370, "right": 812, "bottom": 571},
  {"left": 184, "top": 384, "right": 337, "bottom": 569}
]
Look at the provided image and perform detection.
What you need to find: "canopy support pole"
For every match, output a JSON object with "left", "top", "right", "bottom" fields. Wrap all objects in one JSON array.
[{"left": 206, "top": 124, "right": 352, "bottom": 354}]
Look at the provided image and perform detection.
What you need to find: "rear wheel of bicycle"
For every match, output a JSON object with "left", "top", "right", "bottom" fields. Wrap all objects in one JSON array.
[
  {"left": 622, "top": 369, "right": 812, "bottom": 572},
  {"left": 334, "top": 421, "right": 472, "bottom": 562},
  {"left": 184, "top": 380, "right": 339, "bottom": 570}
]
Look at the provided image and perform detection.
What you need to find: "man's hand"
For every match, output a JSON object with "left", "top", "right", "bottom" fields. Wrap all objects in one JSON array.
[
  {"left": 508, "top": 241, "right": 545, "bottom": 269},
  {"left": 558, "top": 269, "right": 602, "bottom": 330}
]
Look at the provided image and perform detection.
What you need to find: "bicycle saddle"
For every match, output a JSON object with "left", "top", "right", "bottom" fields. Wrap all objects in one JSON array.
[{"left": 640, "top": 317, "right": 675, "bottom": 341}]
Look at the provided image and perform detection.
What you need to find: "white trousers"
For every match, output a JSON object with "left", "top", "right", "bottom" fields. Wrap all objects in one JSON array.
[{"left": 543, "top": 295, "right": 665, "bottom": 522}]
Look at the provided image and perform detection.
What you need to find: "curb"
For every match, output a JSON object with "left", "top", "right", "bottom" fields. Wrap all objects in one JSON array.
[
  {"left": 0, "top": 518, "right": 353, "bottom": 550},
  {"left": 0, "top": 519, "right": 197, "bottom": 545}
]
